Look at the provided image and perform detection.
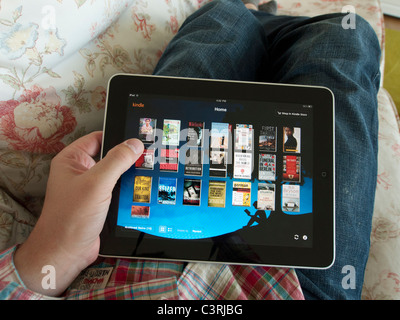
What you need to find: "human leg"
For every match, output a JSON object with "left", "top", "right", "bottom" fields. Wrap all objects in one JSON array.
[
  {"left": 153, "top": 0, "right": 381, "bottom": 300},
  {"left": 251, "top": 12, "right": 381, "bottom": 299},
  {"left": 153, "top": 0, "right": 268, "bottom": 81},
  {"left": 242, "top": 0, "right": 277, "bottom": 13}
]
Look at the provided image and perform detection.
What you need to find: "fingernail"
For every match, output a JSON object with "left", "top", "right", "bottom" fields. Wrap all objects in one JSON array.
[{"left": 125, "top": 139, "right": 144, "bottom": 154}]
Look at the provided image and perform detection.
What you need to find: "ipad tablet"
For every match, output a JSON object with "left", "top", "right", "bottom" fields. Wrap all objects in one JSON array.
[{"left": 99, "top": 74, "right": 335, "bottom": 269}]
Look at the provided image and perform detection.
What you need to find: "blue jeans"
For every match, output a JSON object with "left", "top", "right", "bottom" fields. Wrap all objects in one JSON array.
[{"left": 153, "top": 0, "right": 381, "bottom": 300}]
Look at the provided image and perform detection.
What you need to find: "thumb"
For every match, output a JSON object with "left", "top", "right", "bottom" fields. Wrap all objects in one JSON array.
[{"left": 90, "top": 138, "right": 144, "bottom": 188}]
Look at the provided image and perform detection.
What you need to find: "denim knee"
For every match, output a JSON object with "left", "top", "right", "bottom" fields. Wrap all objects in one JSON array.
[{"left": 314, "top": 13, "right": 381, "bottom": 77}]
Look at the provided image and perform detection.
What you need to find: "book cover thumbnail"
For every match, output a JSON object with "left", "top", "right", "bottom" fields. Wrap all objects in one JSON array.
[
  {"left": 162, "top": 119, "right": 181, "bottom": 146},
  {"left": 187, "top": 121, "right": 204, "bottom": 147},
  {"left": 135, "top": 148, "right": 154, "bottom": 170},
  {"left": 259, "top": 126, "right": 276, "bottom": 152},
  {"left": 209, "top": 151, "right": 227, "bottom": 177},
  {"left": 138, "top": 118, "right": 156, "bottom": 143},
  {"left": 232, "top": 181, "right": 251, "bottom": 207},
  {"left": 131, "top": 205, "right": 150, "bottom": 219},
  {"left": 282, "top": 184, "right": 300, "bottom": 212},
  {"left": 208, "top": 180, "right": 226, "bottom": 208},
  {"left": 158, "top": 177, "right": 177, "bottom": 205},
  {"left": 133, "top": 176, "right": 152, "bottom": 203},
  {"left": 210, "top": 122, "right": 230, "bottom": 149},
  {"left": 283, "top": 126, "right": 301, "bottom": 153},
  {"left": 160, "top": 148, "right": 179, "bottom": 172},
  {"left": 257, "top": 183, "right": 275, "bottom": 210},
  {"left": 233, "top": 152, "right": 252, "bottom": 179},
  {"left": 183, "top": 179, "right": 201, "bottom": 206},
  {"left": 184, "top": 149, "right": 203, "bottom": 176},
  {"left": 235, "top": 124, "right": 253, "bottom": 151},
  {"left": 282, "top": 155, "right": 301, "bottom": 182},
  {"left": 258, "top": 153, "right": 276, "bottom": 181}
]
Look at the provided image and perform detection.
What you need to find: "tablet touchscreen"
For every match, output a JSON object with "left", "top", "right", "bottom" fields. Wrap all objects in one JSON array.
[{"left": 100, "top": 74, "right": 335, "bottom": 268}]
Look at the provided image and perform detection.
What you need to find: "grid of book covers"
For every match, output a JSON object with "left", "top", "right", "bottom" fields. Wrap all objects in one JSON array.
[{"left": 131, "top": 117, "right": 303, "bottom": 220}]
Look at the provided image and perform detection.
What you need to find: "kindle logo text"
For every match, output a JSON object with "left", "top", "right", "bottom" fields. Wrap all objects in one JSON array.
[{"left": 133, "top": 102, "right": 145, "bottom": 108}]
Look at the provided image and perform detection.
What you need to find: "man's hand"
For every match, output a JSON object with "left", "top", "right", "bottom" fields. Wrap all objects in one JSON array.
[{"left": 14, "top": 131, "right": 144, "bottom": 296}]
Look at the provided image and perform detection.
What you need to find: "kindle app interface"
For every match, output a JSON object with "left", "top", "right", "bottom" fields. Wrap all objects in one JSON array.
[{"left": 116, "top": 93, "right": 314, "bottom": 248}]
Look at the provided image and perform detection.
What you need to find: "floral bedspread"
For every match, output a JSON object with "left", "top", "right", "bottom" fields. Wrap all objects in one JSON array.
[{"left": 0, "top": 0, "right": 399, "bottom": 299}]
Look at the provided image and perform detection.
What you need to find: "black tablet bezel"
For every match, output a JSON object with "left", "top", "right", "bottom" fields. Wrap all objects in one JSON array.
[{"left": 99, "top": 74, "right": 335, "bottom": 269}]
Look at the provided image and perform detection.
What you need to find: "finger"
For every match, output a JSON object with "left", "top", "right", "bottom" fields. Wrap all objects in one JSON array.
[
  {"left": 89, "top": 138, "right": 144, "bottom": 188},
  {"left": 66, "top": 131, "right": 103, "bottom": 158},
  {"left": 53, "top": 131, "right": 103, "bottom": 171}
]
